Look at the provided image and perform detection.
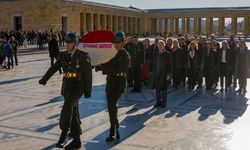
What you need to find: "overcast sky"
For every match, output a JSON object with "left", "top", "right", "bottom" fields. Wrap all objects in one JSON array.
[{"left": 86, "top": 0, "right": 250, "bottom": 9}]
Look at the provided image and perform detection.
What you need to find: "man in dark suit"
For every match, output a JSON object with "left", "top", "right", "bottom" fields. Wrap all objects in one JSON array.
[
  {"left": 153, "top": 40, "right": 172, "bottom": 108},
  {"left": 235, "top": 41, "right": 250, "bottom": 94},
  {"left": 126, "top": 34, "right": 144, "bottom": 92},
  {"left": 48, "top": 33, "right": 62, "bottom": 74}
]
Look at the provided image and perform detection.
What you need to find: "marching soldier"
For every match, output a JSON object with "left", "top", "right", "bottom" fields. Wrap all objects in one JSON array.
[
  {"left": 95, "top": 31, "right": 129, "bottom": 142},
  {"left": 39, "top": 32, "right": 92, "bottom": 149},
  {"left": 126, "top": 34, "right": 144, "bottom": 92}
]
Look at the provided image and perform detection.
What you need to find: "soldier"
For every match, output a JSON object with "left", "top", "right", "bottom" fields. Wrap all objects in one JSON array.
[
  {"left": 39, "top": 32, "right": 92, "bottom": 149},
  {"left": 153, "top": 40, "right": 172, "bottom": 108},
  {"left": 126, "top": 34, "right": 144, "bottom": 92},
  {"left": 95, "top": 31, "right": 129, "bottom": 142}
]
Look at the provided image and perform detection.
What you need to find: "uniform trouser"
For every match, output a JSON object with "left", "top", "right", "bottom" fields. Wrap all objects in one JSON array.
[
  {"left": 132, "top": 66, "right": 142, "bottom": 90},
  {"left": 155, "top": 88, "right": 167, "bottom": 105},
  {"left": 127, "top": 67, "right": 133, "bottom": 86},
  {"left": 60, "top": 90, "right": 83, "bottom": 138},
  {"left": 106, "top": 79, "right": 125, "bottom": 132}
]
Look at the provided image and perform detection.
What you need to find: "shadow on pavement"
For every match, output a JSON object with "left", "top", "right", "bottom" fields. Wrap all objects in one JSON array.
[{"left": 165, "top": 89, "right": 249, "bottom": 124}]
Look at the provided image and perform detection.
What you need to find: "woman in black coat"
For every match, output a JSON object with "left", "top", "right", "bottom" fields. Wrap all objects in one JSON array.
[
  {"left": 204, "top": 41, "right": 215, "bottom": 90},
  {"left": 170, "top": 40, "right": 184, "bottom": 88},
  {"left": 218, "top": 40, "right": 231, "bottom": 92},
  {"left": 186, "top": 41, "right": 199, "bottom": 90}
]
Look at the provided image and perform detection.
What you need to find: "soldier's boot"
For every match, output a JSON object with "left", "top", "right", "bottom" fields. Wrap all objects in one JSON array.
[
  {"left": 65, "top": 136, "right": 81, "bottom": 150},
  {"left": 56, "top": 131, "right": 68, "bottom": 148},
  {"left": 106, "top": 124, "right": 120, "bottom": 143},
  {"left": 115, "top": 127, "right": 120, "bottom": 141}
]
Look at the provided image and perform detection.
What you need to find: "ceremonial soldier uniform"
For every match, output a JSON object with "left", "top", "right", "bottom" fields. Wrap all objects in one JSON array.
[
  {"left": 126, "top": 34, "right": 144, "bottom": 92},
  {"left": 39, "top": 32, "right": 92, "bottom": 149},
  {"left": 96, "top": 31, "right": 129, "bottom": 142}
]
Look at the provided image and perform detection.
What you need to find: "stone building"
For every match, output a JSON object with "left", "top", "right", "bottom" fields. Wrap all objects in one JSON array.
[{"left": 0, "top": 0, "right": 250, "bottom": 36}]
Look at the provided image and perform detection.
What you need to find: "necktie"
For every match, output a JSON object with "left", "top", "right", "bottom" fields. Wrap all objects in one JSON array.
[{"left": 240, "top": 48, "right": 244, "bottom": 54}]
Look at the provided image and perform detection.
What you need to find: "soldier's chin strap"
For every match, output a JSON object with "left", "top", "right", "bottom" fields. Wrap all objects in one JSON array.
[{"left": 69, "top": 42, "right": 78, "bottom": 52}]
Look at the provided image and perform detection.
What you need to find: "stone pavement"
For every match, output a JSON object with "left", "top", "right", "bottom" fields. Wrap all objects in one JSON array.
[{"left": 0, "top": 51, "right": 250, "bottom": 150}]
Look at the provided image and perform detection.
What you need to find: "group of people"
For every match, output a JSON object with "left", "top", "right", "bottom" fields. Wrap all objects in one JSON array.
[
  {"left": 0, "top": 29, "right": 68, "bottom": 70},
  {"left": 38, "top": 30, "right": 250, "bottom": 149},
  {"left": 0, "top": 29, "right": 67, "bottom": 49},
  {"left": 125, "top": 33, "right": 249, "bottom": 103},
  {"left": 0, "top": 36, "right": 19, "bottom": 69}
]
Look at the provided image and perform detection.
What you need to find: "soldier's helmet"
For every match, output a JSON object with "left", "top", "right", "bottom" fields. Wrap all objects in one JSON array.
[
  {"left": 113, "top": 31, "right": 126, "bottom": 43},
  {"left": 65, "top": 32, "right": 79, "bottom": 43}
]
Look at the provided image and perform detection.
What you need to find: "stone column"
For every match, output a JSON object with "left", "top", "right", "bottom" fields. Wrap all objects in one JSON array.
[
  {"left": 124, "top": 16, "right": 128, "bottom": 34},
  {"left": 218, "top": 17, "right": 225, "bottom": 36},
  {"left": 244, "top": 16, "right": 249, "bottom": 36},
  {"left": 133, "top": 17, "right": 138, "bottom": 33},
  {"left": 103, "top": 14, "right": 107, "bottom": 30},
  {"left": 193, "top": 18, "right": 198, "bottom": 35},
  {"left": 197, "top": 18, "right": 202, "bottom": 35},
  {"left": 165, "top": 18, "right": 169, "bottom": 33},
  {"left": 114, "top": 15, "right": 118, "bottom": 32},
  {"left": 120, "top": 16, "right": 124, "bottom": 32},
  {"left": 80, "top": 13, "right": 86, "bottom": 33},
  {"left": 232, "top": 17, "right": 237, "bottom": 34},
  {"left": 170, "top": 18, "right": 174, "bottom": 34},
  {"left": 137, "top": 18, "right": 141, "bottom": 34},
  {"left": 151, "top": 18, "right": 157, "bottom": 35},
  {"left": 186, "top": 18, "right": 190, "bottom": 34},
  {"left": 206, "top": 17, "right": 210, "bottom": 34},
  {"left": 96, "top": 14, "right": 101, "bottom": 30},
  {"left": 130, "top": 17, "right": 134, "bottom": 33},
  {"left": 90, "top": 13, "right": 94, "bottom": 31},
  {"left": 175, "top": 18, "right": 179, "bottom": 34},
  {"left": 108, "top": 15, "right": 112, "bottom": 31},
  {"left": 210, "top": 17, "right": 213, "bottom": 34},
  {"left": 158, "top": 18, "right": 163, "bottom": 33},
  {"left": 182, "top": 18, "right": 185, "bottom": 33}
]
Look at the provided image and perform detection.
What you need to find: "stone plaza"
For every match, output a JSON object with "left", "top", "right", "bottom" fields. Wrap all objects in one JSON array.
[{"left": 0, "top": 46, "right": 250, "bottom": 150}]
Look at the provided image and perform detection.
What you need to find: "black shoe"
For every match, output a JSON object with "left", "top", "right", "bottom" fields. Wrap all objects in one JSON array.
[
  {"left": 131, "top": 89, "right": 141, "bottom": 92},
  {"left": 56, "top": 131, "right": 68, "bottom": 148},
  {"left": 127, "top": 84, "right": 133, "bottom": 88},
  {"left": 206, "top": 87, "right": 211, "bottom": 91},
  {"left": 65, "top": 137, "right": 81, "bottom": 150},
  {"left": 106, "top": 127, "right": 120, "bottom": 143},
  {"left": 106, "top": 133, "right": 120, "bottom": 143},
  {"left": 220, "top": 88, "right": 224, "bottom": 92},
  {"left": 160, "top": 103, "right": 166, "bottom": 108},
  {"left": 154, "top": 103, "right": 161, "bottom": 107}
]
